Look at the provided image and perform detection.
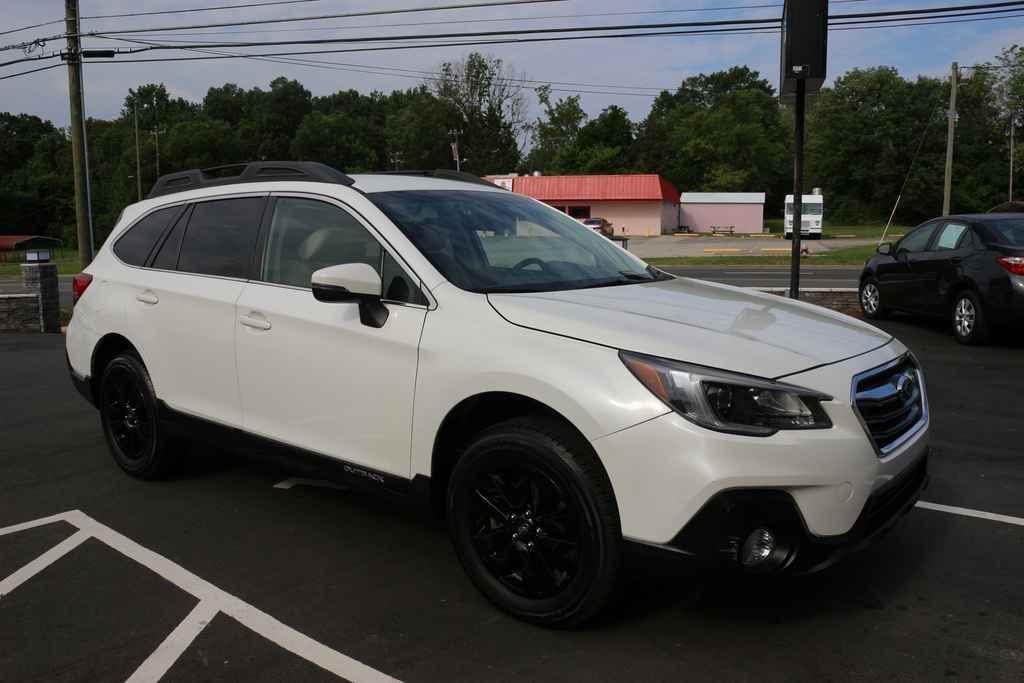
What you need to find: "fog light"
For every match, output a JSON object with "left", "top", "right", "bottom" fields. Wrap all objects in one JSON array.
[{"left": 740, "top": 528, "right": 776, "bottom": 567}]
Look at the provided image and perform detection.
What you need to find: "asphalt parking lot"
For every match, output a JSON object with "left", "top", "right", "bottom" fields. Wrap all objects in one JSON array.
[{"left": 2, "top": 315, "right": 1023, "bottom": 682}]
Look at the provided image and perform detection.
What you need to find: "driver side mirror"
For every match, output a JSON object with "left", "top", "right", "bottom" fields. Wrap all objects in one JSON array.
[
  {"left": 311, "top": 263, "right": 389, "bottom": 328},
  {"left": 876, "top": 242, "right": 893, "bottom": 255}
]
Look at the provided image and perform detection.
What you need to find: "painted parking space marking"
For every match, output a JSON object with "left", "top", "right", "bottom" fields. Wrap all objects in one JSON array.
[
  {"left": 0, "top": 511, "right": 398, "bottom": 683},
  {"left": 916, "top": 501, "right": 1024, "bottom": 527}
]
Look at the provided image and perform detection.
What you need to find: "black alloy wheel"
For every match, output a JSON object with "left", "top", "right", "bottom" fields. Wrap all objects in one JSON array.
[
  {"left": 448, "top": 417, "right": 621, "bottom": 627},
  {"left": 99, "top": 353, "right": 179, "bottom": 479},
  {"left": 467, "top": 464, "right": 583, "bottom": 600}
]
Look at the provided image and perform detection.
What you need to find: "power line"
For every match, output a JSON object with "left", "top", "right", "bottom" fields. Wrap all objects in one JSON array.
[
  {"left": 0, "top": 18, "right": 63, "bottom": 38},
  {"left": 81, "top": 0, "right": 345, "bottom": 21},
  {"left": 80, "top": 8, "right": 1024, "bottom": 71},
  {"left": 81, "top": 0, "right": 567, "bottom": 37},
  {"left": 0, "top": 62, "right": 62, "bottom": 82},
  {"left": 84, "top": 3, "right": 1024, "bottom": 61}
]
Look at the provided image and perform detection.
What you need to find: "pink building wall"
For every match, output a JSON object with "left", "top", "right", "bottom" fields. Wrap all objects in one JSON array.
[
  {"left": 680, "top": 203, "right": 765, "bottom": 234},
  {"left": 548, "top": 200, "right": 677, "bottom": 236}
]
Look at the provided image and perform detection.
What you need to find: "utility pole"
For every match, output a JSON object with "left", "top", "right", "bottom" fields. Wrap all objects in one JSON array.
[
  {"left": 64, "top": 0, "right": 94, "bottom": 268},
  {"left": 152, "top": 130, "right": 161, "bottom": 177},
  {"left": 1011, "top": 114, "right": 1016, "bottom": 202},
  {"left": 133, "top": 101, "right": 142, "bottom": 201},
  {"left": 943, "top": 61, "right": 959, "bottom": 216},
  {"left": 789, "top": 78, "right": 806, "bottom": 300}
]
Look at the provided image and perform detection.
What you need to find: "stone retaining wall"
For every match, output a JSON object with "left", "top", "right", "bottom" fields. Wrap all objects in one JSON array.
[
  {"left": 0, "top": 263, "right": 60, "bottom": 332},
  {"left": 0, "top": 293, "right": 41, "bottom": 331},
  {"left": 756, "top": 287, "right": 860, "bottom": 312}
]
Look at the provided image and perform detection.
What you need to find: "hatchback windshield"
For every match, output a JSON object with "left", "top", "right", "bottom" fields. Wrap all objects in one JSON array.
[{"left": 369, "top": 190, "right": 669, "bottom": 293}]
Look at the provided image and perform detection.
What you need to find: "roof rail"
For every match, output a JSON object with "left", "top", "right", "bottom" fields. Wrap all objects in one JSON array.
[
  {"left": 147, "top": 161, "right": 355, "bottom": 199},
  {"left": 376, "top": 169, "right": 503, "bottom": 189}
]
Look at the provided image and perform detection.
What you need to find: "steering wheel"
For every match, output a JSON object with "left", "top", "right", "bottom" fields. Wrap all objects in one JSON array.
[{"left": 511, "top": 257, "right": 549, "bottom": 272}]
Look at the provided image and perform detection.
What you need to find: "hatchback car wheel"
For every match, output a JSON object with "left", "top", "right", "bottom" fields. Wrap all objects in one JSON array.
[
  {"left": 99, "top": 353, "right": 180, "bottom": 479},
  {"left": 447, "top": 417, "right": 621, "bottom": 627},
  {"left": 859, "top": 279, "right": 887, "bottom": 319},
  {"left": 952, "top": 290, "right": 989, "bottom": 345}
]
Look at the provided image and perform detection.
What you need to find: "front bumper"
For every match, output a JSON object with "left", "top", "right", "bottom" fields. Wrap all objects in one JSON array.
[
  {"left": 594, "top": 341, "right": 930, "bottom": 572},
  {"left": 661, "top": 451, "right": 927, "bottom": 573}
]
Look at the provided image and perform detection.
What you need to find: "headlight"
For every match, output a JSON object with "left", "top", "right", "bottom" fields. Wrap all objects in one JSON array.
[{"left": 620, "top": 351, "right": 833, "bottom": 436}]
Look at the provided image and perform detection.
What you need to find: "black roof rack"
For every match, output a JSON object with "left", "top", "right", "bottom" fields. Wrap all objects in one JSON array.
[
  {"left": 376, "top": 169, "right": 502, "bottom": 189},
  {"left": 147, "top": 161, "right": 355, "bottom": 199}
]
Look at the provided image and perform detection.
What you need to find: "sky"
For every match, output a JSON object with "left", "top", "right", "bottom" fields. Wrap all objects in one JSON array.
[{"left": 2, "top": 0, "right": 1023, "bottom": 129}]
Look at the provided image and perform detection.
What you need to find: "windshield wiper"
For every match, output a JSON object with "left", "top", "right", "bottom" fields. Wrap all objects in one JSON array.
[{"left": 618, "top": 270, "right": 658, "bottom": 282}]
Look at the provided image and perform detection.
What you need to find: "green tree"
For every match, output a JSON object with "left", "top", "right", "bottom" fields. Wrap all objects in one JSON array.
[{"left": 291, "top": 110, "right": 379, "bottom": 171}]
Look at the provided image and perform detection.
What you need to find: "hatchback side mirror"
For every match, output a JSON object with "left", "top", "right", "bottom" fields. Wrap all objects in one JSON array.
[
  {"left": 311, "top": 263, "right": 389, "bottom": 328},
  {"left": 876, "top": 242, "right": 893, "bottom": 255}
]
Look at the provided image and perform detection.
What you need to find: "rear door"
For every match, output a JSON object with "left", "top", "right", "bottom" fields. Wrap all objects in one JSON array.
[
  {"left": 234, "top": 194, "right": 429, "bottom": 478},
  {"left": 131, "top": 194, "right": 266, "bottom": 428},
  {"left": 877, "top": 221, "right": 939, "bottom": 310},
  {"left": 915, "top": 220, "right": 972, "bottom": 314}
]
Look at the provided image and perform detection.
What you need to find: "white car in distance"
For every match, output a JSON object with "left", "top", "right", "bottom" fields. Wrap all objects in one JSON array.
[{"left": 67, "top": 162, "right": 929, "bottom": 626}]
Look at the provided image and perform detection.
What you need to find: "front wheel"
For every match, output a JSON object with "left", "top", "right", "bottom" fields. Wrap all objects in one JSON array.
[
  {"left": 447, "top": 417, "right": 621, "bottom": 627},
  {"left": 859, "top": 278, "right": 887, "bottom": 320},
  {"left": 952, "top": 290, "right": 989, "bottom": 345}
]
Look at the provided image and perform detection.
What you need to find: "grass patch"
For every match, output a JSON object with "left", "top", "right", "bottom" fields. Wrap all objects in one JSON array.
[
  {"left": 647, "top": 244, "right": 878, "bottom": 267},
  {"left": 0, "top": 254, "right": 82, "bottom": 277}
]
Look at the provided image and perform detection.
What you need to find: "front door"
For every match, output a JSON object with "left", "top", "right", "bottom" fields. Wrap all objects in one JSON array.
[
  {"left": 878, "top": 221, "right": 939, "bottom": 311},
  {"left": 234, "top": 195, "right": 429, "bottom": 478}
]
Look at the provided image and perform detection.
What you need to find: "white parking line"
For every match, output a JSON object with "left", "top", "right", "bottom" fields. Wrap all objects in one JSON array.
[
  {"left": 916, "top": 501, "right": 1024, "bottom": 527},
  {"left": 0, "top": 511, "right": 397, "bottom": 683},
  {"left": 126, "top": 600, "right": 218, "bottom": 683}
]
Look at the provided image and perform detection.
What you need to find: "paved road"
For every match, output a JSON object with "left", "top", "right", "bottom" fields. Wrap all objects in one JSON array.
[
  {"left": 1, "top": 321, "right": 1023, "bottom": 681},
  {"left": 663, "top": 265, "right": 861, "bottom": 289}
]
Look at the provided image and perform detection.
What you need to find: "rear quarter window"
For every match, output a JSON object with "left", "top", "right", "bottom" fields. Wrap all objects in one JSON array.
[{"left": 112, "top": 205, "right": 184, "bottom": 266}]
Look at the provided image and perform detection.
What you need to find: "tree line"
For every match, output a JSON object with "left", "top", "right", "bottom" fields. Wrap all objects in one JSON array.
[{"left": 1, "top": 48, "right": 1021, "bottom": 248}]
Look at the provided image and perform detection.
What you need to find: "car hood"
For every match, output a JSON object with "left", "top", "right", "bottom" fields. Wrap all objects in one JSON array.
[{"left": 488, "top": 277, "right": 893, "bottom": 379}]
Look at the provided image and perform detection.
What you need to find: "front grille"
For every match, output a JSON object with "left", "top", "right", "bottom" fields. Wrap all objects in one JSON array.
[{"left": 853, "top": 356, "right": 927, "bottom": 455}]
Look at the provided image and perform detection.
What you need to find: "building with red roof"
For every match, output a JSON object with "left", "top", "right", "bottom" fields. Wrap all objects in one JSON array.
[{"left": 505, "top": 174, "right": 681, "bottom": 237}]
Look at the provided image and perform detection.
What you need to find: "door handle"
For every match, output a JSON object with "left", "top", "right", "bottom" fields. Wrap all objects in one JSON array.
[
  {"left": 136, "top": 291, "right": 159, "bottom": 305},
  {"left": 950, "top": 256, "right": 963, "bottom": 265},
  {"left": 239, "top": 313, "right": 271, "bottom": 331}
]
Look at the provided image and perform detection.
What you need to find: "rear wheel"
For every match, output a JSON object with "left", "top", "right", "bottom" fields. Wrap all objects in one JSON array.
[
  {"left": 859, "top": 278, "right": 887, "bottom": 320},
  {"left": 952, "top": 290, "right": 989, "bottom": 345},
  {"left": 99, "top": 353, "right": 179, "bottom": 479},
  {"left": 447, "top": 417, "right": 621, "bottom": 627}
]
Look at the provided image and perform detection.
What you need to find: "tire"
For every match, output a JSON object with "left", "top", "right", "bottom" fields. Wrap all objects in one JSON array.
[
  {"left": 859, "top": 277, "right": 887, "bottom": 320},
  {"left": 446, "top": 417, "right": 621, "bottom": 627},
  {"left": 951, "top": 290, "right": 989, "bottom": 345},
  {"left": 98, "top": 352, "right": 179, "bottom": 479}
]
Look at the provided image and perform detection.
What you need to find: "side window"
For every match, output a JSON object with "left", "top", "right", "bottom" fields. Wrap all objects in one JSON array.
[
  {"left": 113, "top": 205, "right": 183, "bottom": 266},
  {"left": 898, "top": 222, "right": 939, "bottom": 253},
  {"left": 934, "top": 222, "right": 968, "bottom": 251},
  {"left": 262, "top": 198, "right": 381, "bottom": 289},
  {"left": 150, "top": 206, "right": 191, "bottom": 270},
  {"left": 178, "top": 197, "right": 264, "bottom": 278}
]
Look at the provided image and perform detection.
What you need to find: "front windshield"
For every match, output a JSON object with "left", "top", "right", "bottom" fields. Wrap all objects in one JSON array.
[
  {"left": 785, "top": 202, "right": 823, "bottom": 216},
  {"left": 369, "top": 189, "right": 669, "bottom": 293}
]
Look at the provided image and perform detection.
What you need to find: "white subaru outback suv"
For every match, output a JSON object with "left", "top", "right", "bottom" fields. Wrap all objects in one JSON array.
[{"left": 67, "top": 162, "right": 930, "bottom": 626}]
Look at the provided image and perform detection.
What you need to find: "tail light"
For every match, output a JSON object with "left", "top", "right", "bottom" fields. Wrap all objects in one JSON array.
[
  {"left": 72, "top": 273, "right": 93, "bottom": 304},
  {"left": 997, "top": 256, "right": 1024, "bottom": 276}
]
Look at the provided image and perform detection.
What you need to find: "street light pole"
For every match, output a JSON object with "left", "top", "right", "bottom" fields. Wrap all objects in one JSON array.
[
  {"left": 1011, "top": 114, "right": 1016, "bottom": 202},
  {"left": 789, "top": 78, "right": 806, "bottom": 300},
  {"left": 942, "top": 62, "right": 959, "bottom": 216}
]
